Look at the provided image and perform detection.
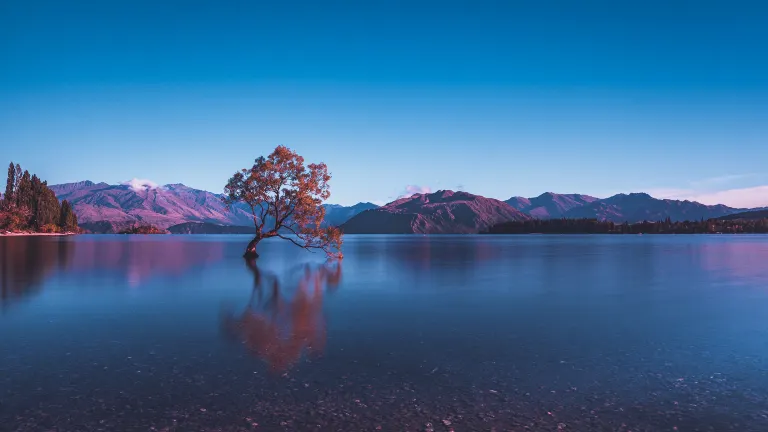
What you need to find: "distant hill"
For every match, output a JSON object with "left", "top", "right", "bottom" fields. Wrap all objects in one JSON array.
[
  {"left": 79, "top": 221, "right": 130, "bottom": 234},
  {"left": 561, "top": 193, "right": 743, "bottom": 222},
  {"left": 719, "top": 209, "right": 768, "bottom": 220},
  {"left": 505, "top": 192, "right": 599, "bottom": 218},
  {"left": 341, "top": 190, "right": 530, "bottom": 234},
  {"left": 51, "top": 180, "right": 375, "bottom": 233},
  {"left": 167, "top": 222, "right": 254, "bottom": 234},
  {"left": 323, "top": 202, "right": 379, "bottom": 227}
]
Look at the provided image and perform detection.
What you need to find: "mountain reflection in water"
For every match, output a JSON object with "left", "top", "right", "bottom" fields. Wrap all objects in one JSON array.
[
  {"left": 1, "top": 236, "right": 226, "bottom": 310},
  {"left": 68, "top": 237, "right": 225, "bottom": 286},
  {"left": 222, "top": 258, "right": 342, "bottom": 372}
]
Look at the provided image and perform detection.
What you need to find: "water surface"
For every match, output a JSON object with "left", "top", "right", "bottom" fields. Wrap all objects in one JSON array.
[{"left": 2, "top": 234, "right": 768, "bottom": 431}]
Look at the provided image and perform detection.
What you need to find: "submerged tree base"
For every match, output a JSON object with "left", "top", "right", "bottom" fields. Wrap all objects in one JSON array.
[{"left": 243, "top": 237, "right": 261, "bottom": 259}]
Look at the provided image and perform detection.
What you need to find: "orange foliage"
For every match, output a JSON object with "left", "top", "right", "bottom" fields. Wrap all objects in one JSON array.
[
  {"left": 40, "top": 223, "right": 60, "bottom": 233},
  {"left": 117, "top": 224, "right": 167, "bottom": 235},
  {"left": 0, "top": 204, "right": 31, "bottom": 232},
  {"left": 223, "top": 146, "right": 343, "bottom": 258}
]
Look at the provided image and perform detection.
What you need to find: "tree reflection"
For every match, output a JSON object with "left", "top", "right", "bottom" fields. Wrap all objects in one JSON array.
[
  {"left": 0, "top": 237, "right": 74, "bottom": 312},
  {"left": 222, "top": 259, "right": 341, "bottom": 373}
]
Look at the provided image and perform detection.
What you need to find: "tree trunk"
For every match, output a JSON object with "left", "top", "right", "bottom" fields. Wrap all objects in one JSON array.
[{"left": 244, "top": 235, "right": 261, "bottom": 258}]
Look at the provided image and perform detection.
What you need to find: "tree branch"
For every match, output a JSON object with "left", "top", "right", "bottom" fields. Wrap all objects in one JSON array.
[
  {"left": 281, "top": 224, "right": 301, "bottom": 237},
  {"left": 276, "top": 233, "right": 318, "bottom": 252},
  {"left": 275, "top": 205, "right": 295, "bottom": 230},
  {"left": 248, "top": 203, "right": 261, "bottom": 231},
  {"left": 273, "top": 182, "right": 282, "bottom": 232},
  {"left": 258, "top": 201, "right": 269, "bottom": 232}
]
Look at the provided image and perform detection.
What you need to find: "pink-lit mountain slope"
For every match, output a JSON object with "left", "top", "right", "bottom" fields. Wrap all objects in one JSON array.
[
  {"left": 505, "top": 192, "right": 599, "bottom": 218},
  {"left": 50, "top": 181, "right": 377, "bottom": 233},
  {"left": 341, "top": 190, "right": 530, "bottom": 234},
  {"left": 50, "top": 181, "right": 255, "bottom": 232}
]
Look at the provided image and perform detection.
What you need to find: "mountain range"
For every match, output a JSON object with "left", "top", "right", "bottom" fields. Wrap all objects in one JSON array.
[
  {"left": 559, "top": 192, "right": 742, "bottom": 222},
  {"left": 50, "top": 180, "right": 760, "bottom": 234},
  {"left": 50, "top": 181, "right": 377, "bottom": 233}
]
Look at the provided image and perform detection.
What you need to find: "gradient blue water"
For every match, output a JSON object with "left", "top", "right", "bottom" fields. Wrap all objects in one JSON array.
[{"left": 2, "top": 234, "right": 768, "bottom": 431}]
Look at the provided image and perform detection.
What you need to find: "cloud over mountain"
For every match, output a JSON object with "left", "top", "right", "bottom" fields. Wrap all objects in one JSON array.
[
  {"left": 120, "top": 178, "right": 160, "bottom": 192},
  {"left": 401, "top": 185, "right": 432, "bottom": 197}
]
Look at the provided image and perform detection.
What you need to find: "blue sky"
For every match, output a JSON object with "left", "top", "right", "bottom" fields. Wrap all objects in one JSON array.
[{"left": 2, "top": 0, "right": 767, "bottom": 206}]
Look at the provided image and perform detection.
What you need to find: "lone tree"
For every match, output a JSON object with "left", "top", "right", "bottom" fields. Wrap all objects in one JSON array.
[{"left": 223, "top": 146, "right": 343, "bottom": 259}]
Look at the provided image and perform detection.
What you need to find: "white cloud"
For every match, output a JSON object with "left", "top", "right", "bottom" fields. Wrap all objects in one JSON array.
[
  {"left": 398, "top": 185, "right": 431, "bottom": 198},
  {"left": 121, "top": 178, "right": 159, "bottom": 192},
  {"left": 682, "top": 186, "right": 768, "bottom": 208},
  {"left": 647, "top": 185, "right": 768, "bottom": 208},
  {"left": 689, "top": 173, "right": 760, "bottom": 188}
]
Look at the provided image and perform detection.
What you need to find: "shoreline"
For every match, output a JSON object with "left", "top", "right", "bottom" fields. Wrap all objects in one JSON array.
[{"left": 0, "top": 232, "right": 78, "bottom": 237}]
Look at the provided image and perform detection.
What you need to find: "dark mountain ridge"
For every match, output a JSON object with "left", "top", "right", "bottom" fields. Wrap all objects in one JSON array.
[
  {"left": 323, "top": 202, "right": 379, "bottom": 227},
  {"left": 341, "top": 190, "right": 530, "bottom": 234},
  {"left": 719, "top": 209, "right": 768, "bottom": 220},
  {"left": 561, "top": 192, "right": 744, "bottom": 223},
  {"left": 505, "top": 192, "right": 599, "bottom": 218}
]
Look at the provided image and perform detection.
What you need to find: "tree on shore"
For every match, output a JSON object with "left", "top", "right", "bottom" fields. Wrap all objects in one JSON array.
[
  {"left": 59, "top": 200, "right": 78, "bottom": 232},
  {"left": 15, "top": 170, "right": 31, "bottom": 210},
  {"left": 223, "top": 146, "right": 343, "bottom": 259},
  {"left": 117, "top": 224, "right": 167, "bottom": 234},
  {"left": 0, "top": 161, "right": 79, "bottom": 233},
  {"left": 4, "top": 162, "right": 15, "bottom": 206}
]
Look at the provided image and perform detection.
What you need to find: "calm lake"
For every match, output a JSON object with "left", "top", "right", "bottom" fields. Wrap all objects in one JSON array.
[{"left": 2, "top": 235, "right": 768, "bottom": 431}]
